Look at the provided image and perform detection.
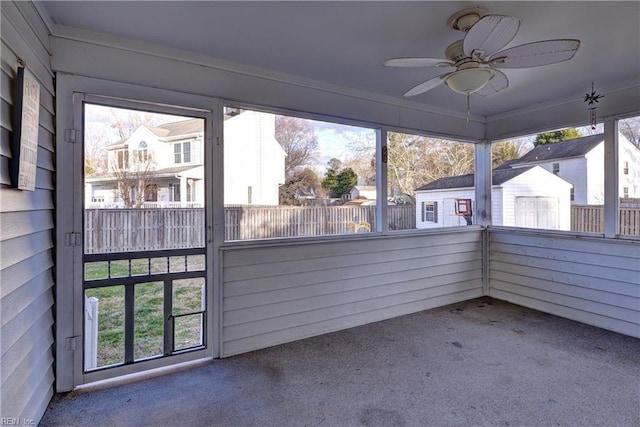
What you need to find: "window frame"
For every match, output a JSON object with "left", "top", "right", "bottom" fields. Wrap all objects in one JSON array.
[
  {"left": 423, "top": 201, "right": 437, "bottom": 223},
  {"left": 488, "top": 115, "right": 640, "bottom": 241},
  {"left": 174, "top": 143, "right": 182, "bottom": 164},
  {"left": 222, "top": 102, "right": 386, "bottom": 241}
]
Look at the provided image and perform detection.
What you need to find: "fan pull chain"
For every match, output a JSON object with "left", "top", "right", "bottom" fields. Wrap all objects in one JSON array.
[{"left": 466, "top": 93, "right": 470, "bottom": 123}]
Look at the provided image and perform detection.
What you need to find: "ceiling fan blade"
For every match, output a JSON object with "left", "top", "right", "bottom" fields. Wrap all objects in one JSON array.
[
  {"left": 384, "top": 57, "right": 453, "bottom": 68},
  {"left": 490, "top": 39, "right": 580, "bottom": 68},
  {"left": 475, "top": 69, "right": 509, "bottom": 96},
  {"left": 403, "top": 73, "right": 450, "bottom": 97},
  {"left": 464, "top": 15, "right": 520, "bottom": 58}
]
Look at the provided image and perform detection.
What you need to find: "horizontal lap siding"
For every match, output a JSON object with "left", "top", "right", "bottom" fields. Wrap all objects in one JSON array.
[
  {"left": 0, "top": 1, "right": 54, "bottom": 423},
  {"left": 489, "top": 230, "right": 640, "bottom": 338},
  {"left": 222, "top": 230, "right": 483, "bottom": 356}
]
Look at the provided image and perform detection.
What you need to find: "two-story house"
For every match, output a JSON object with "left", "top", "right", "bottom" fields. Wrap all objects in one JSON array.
[{"left": 86, "top": 110, "right": 286, "bottom": 207}]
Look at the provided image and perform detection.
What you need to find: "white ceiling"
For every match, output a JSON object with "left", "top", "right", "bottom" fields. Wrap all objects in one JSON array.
[{"left": 43, "top": 1, "right": 640, "bottom": 119}]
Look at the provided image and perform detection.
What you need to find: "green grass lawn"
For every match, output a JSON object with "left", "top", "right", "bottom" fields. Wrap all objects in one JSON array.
[{"left": 84, "top": 256, "right": 205, "bottom": 368}]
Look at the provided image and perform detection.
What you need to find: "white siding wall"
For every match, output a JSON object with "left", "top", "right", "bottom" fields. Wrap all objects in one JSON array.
[
  {"left": 493, "top": 187, "right": 504, "bottom": 226},
  {"left": 221, "top": 230, "right": 483, "bottom": 356},
  {"left": 584, "top": 144, "right": 605, "bottom": 204},
  {"left": 415, "top": 188, "right": 475, "bottom": 229},
  {"left": 539, "top": 157, "right": 590, "bottom": 204},
  {"left": 224, "top": 111, "right": 284, "bottom": 205},
  {"left": 416, "top": 187, "right": 508, "bottom": 228},
  {"left": 620, "top": 137, "right": 640, "bottom": 199},
  {"left": 1, "top": 1, "right": 54, "bottom": 422},
  {"left": 489, "top": 229, "right": 640, "bottom": 338}
]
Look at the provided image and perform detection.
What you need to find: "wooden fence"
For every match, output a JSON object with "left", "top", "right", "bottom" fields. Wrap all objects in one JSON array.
[
  {"left": 85, "top": 206, "right": 416, "bottom": 253},
  {"left": 571, "top": 205, "right": 640, "bottom": 235},
  {"left": 85, "top": 208, "right": 206, "bottom": 253}
]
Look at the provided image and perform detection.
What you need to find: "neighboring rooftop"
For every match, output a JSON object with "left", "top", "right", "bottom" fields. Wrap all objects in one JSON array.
[
  {"left": 511, "top": 133, "right": 604, "bottom": 166},
  {"left": 85, "top": 165, "right": 200, "bottom": 182},
  {"left": 416, "top": 167, "right": 533, "bottom": 191},
  {"left": 148, "top": 118, "right": 204, "bottom": 138}
]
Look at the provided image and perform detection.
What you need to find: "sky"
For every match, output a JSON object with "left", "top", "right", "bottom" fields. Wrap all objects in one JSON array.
[{"left": 85, "top": 102, "right": 608, "bottom": 175}]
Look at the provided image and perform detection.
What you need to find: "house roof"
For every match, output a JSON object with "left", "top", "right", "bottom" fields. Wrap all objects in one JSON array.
[
  {"left": 416, "top": 167, "right": 533, "bottom": 191},
  {"left": 509, "top": 134, "right": 603, "bottom": 166},
  {"left": 149, "top": 118, "right": 204, "bottom": 138},
  {"left": 86, "top": 165, "right": 199, "bottom": 182}
]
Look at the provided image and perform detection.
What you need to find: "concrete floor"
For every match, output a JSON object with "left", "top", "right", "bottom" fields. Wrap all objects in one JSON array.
[{"left": 41, "top": 298, "right": 640, "bottom": 426}]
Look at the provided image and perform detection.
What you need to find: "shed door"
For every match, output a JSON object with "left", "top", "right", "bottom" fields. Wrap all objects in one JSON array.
[{"left": 515, "top": 197, "right": 559, "bottom": 229}]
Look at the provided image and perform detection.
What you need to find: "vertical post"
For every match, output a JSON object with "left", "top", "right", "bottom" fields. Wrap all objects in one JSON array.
[
  {"left": 124, "top": 284, "right": 135, "bottom": 364},
  {"left": 474, "top": 140, "right": 492, "bottom": 296},
  {"left": 474, "top": 140, "right": 492, "bottom": 227},
  {"left": 200, "top": 283, "right": 206, "bottom": 346},
  {"left": 164, "top": 279, "right": 173, "bottom": 355},
  {"left": 377, "top": 128, "right": 388, "bottom": 233},
  {"left": 603, "top": 119, "right": 619, "bottom": 237},
  {"left": 179, "top": 175, "right": 188, "bottom": 208}
]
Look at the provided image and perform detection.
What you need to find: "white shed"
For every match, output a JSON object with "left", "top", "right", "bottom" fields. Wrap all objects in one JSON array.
[
  {"left": 415, "top": 166, "right": 573, "bottom": 230},
  {"left": 348, "top": 185, "right": 377, "bottom": 200}
]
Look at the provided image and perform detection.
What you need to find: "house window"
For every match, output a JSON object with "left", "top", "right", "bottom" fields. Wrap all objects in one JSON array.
[
  {"left": 570, "top": 188, "right": 574, "bottom": 202},
  {"left": 623, "top": 187, "right": 629, "bottom": 198},
  {"left": 174, "top": 144, "right": 181, "bottom": 163},
  {"left": 422, "top": 201, "right": 438, "bottom": 223},
  {"left": 183, "top": 141, "right": 191, "bottom": 163},
  {"left": 174, "top": 141, "right": 192, "bottom": 164},
  {"left": 552, "top": 162, "right": 560, "bottom": 175},
  {"left": 168, "top": 183, "right": 180, "bottom": 202},
  {"left": 247, "top": 186, "right": 252, "bottom": 205},
  {"left": 116, "top": 149, "right": 129, "bottom": 170},
  {"left": 91, "top": 196, "right": 105, "bottom": 203},
  {"left": 623, "top": 161, "right": 629, "bottom": 175},
  {"left": 134, "top": 149, "right": 149, "bottom": 164}
]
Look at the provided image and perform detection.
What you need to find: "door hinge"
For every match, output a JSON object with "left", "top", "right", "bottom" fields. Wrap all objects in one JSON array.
[
  {"left": 65, "top": 232, "right": 81, "bottom": 246},
  {"left": 65, "top": 129, "right": 79, "bottom": 143},
  {"left": 381, "top": 146, "right": 388, "bottom": 164},
  {"left": 65, "top": 336, "right": 80, "bottom": 351}
]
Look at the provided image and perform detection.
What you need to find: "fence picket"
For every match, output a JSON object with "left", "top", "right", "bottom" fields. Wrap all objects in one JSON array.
[{"left": 571, "top": 205, "right": 640, "bottom": 235}]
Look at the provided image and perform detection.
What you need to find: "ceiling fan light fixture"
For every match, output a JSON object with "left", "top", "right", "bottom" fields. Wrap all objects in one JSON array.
[{"left": 444, "top": 68, "right": 495, "bottom": 94}]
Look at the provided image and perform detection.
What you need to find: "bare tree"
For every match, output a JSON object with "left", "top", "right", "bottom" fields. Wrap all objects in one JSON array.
[
  {"left": 343, "top": 131, "right": 376, "bottom": 186},
  {"left": 387, "top": 133, "right": 474, "bottom": 205},
  {"left": 84, "top": 127, "right": 111, "bottom": 176},
  {"left": 491, "top": 137, "right": 532, "bottom": 168},
  {"left": 111, "top": 150, "right": 158, "bottom": 208},
  {"left": 620, "top": 116, "right": 640, "bottom": 148},
  {"left": 275, "top": 116, "right": 319, "bottom": 178},
  {"left": 110, "top": 109, "right": 159, "bottom": 141}
]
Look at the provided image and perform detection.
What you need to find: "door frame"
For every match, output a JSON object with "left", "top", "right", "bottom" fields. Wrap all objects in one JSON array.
[{"left": 56, "top": 74, "right": 224, "bottom": 391}]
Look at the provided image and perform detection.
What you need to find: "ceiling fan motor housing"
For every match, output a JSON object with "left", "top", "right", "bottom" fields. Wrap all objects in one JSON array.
[{"left": 447, "top": 7, "right": 489, "bottom": 32}]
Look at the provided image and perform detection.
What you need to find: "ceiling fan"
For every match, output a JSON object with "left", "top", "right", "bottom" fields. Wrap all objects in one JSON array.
[{"left": 384, "top": 6, "right": 580, "bottom": 99}]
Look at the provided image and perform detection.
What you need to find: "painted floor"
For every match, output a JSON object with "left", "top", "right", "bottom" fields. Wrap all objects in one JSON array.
[{"left": 41, "top": 297, "right": 640, "bottom": 426}]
